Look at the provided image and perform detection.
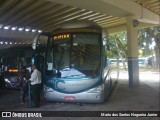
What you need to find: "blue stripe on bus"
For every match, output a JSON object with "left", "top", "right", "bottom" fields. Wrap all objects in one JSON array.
[{"left": 44, "top": 76, "right": 101, "bottom": 94}]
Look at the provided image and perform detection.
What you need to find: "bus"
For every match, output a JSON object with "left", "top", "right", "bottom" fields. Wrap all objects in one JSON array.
[
  {"left": 0, "top": 45, "right": 33, "bottom": 89},
  {"left": 33, "top": 21, "right": 119, "bottom": 103}
]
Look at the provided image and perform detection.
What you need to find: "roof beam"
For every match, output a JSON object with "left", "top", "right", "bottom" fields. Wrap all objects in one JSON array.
[
  {"left": 46, "top": 0, "right": 160, "bottom": 24},
  {"left": 45, "top": 0, "right": 130, "bottom": 17},
  {"left": 106, "top": 22, "right": 158, "bottom": 34},
  {"left": 0, "top": 29, "right": 36, "bottom": 40}
]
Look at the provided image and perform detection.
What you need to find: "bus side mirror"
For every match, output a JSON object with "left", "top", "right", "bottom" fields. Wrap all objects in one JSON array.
[
  {"left": 32, "top": 34, "right": 40, "bottom": 50},
  {"left": 32, "top": 32, "right": 50, "bottom": 50}
]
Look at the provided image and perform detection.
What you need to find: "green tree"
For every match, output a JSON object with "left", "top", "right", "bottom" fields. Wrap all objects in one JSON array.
[
  {"left": 138, "top": 26, "right": 159, "bottom": 68},
  {"left": 107, "top": 25, "right": 160, "bottom": 69},
  {"left": 107, "top": 32, "right": 128, "bottom": 69}
]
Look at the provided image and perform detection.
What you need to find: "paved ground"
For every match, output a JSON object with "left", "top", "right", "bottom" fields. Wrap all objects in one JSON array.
[{"left": 0, "top": 69, "right": 159, "bottom": 120}]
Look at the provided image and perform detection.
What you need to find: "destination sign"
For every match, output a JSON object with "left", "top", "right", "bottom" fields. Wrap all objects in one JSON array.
[
  {"left": 53, "top": 34, "right": 70, "bottom": 40},
  {"left": 8, "top": 69, "right": 18, "bottom": 73}
]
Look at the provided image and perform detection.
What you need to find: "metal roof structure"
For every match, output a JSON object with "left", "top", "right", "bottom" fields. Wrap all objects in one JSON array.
[
  {"left": 0, "top": 0, "right": 159, "bottom": 49},
  {"left": 133, "top": 0, "right": 160, "bottom": 16}
]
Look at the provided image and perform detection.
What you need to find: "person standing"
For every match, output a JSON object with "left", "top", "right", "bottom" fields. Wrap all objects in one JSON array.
[
  {"left": 29, "top": 65, "right": 42, "bottom": 107},
  {"left": 19, "top": 66, "right": 30, "bottom": 104}
]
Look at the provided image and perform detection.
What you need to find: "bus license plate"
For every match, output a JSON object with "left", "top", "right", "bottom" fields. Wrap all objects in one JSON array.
[{"left": 64, "top": 96, "right": 75, "bottom": 100}]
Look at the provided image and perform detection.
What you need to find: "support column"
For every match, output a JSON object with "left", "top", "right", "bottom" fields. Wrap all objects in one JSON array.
[{"left": 127, "top": 16, "right": 140, "bottom": 88}]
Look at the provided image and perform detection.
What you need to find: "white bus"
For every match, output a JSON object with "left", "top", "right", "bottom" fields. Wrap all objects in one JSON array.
[{"left": 33, "top": 21, "right": 119, "bottom": 103}]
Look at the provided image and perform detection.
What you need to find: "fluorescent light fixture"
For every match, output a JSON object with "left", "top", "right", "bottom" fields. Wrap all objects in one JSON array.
[
  {"left": 32, "top": 29, "right": 36, "bottom": 32},
  {"left": 10, "top": 42, "right": 12, "bottom": 44},
  {"left": 25, "top": 27, "right": 30, "bottom": 32},
  {"left": 11, "top": 27, "right": 17, "bottom": 30},
  {"left": 4, "top": 26, "right": 10, "bottom": 30},
  {"left": 38, "top": 30, "right": 42, "bottom": 33},
  {"left": 18, "top": 27, "right": 24, "bottom": 31},
  {"left": 5, "top": 42, "right": 8, "bottom": 44},
  {"left": 0, "top": 42, "right": 3, "bottom": 44}
]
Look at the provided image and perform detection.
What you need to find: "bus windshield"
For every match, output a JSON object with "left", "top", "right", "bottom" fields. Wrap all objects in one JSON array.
[{"left": 45, "top": 33, "right": 101, "bottom": 78}]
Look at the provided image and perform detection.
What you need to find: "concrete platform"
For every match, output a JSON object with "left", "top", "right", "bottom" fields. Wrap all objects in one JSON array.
[{"left": 0, "top": 70, "right": 159, "bottom": 120}]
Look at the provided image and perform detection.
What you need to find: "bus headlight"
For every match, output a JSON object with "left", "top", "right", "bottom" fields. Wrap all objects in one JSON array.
[
  {"left": 43, "top": 85, "right": 54, "bottom": 92},
  {"left": 88, "top": 85, "right": 103, "bottom": 93}
]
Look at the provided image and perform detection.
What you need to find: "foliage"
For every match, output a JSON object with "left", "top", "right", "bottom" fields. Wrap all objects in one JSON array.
[
  {"left": 107, "top": 32, "right": 127, "bottom": 58},
  {"left": 107, "top": 25, "right": 160, "bottom": 68}
]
